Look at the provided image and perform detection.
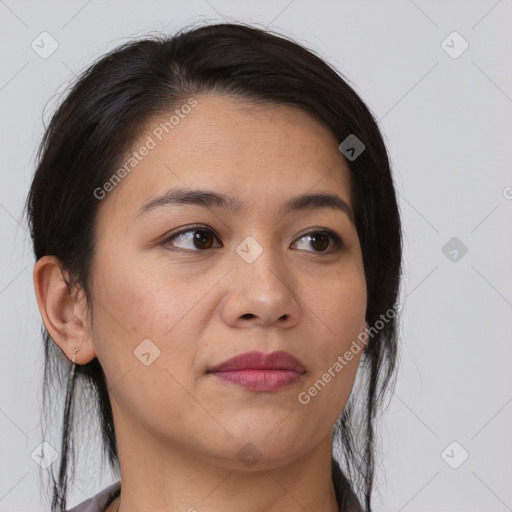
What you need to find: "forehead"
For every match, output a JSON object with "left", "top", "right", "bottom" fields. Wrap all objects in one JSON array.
[{"left": 99, "top": 94, "right": 353, "bottom": 221}]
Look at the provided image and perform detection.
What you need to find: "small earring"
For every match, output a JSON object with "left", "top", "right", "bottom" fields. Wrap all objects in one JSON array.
[{"left": 72, "top": 347, "right": 79, "bottom": 364}]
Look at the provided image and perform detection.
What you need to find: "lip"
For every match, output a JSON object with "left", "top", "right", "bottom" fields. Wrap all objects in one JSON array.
[{"left": 208, "top": 350, "right": 306, "bottom": 391}]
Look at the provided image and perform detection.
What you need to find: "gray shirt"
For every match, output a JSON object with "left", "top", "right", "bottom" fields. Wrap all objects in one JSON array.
[{"left": 67, "top": 481, "right": 121, "bottom": 512}]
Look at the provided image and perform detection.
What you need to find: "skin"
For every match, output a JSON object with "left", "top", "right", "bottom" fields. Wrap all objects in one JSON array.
[{"left": 33, "top": 94, "right": 368, "bottom": 512}]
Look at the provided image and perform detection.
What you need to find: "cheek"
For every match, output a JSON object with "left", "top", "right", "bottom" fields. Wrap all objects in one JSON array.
[
  {"left": 305, "top": 266, "right": 367, "bottom": 346},
  {"left": 296, "top": 271, "right": 366, "bottom": 414},
  {"left": 91, "top": 247, "right": 189, "bottom": 336},
  {"left": 89, "top": 251, "right": 215, "bottom": 382},
  {"left": 88, "top": 261, "right": 203, "bottom": 424},
  {"left": 297, "top": 331, "right": 363, "bottom": 434}
]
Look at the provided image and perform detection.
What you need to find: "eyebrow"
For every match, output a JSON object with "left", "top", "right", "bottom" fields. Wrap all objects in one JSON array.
[{"left": 135, "top": 187, "right": 355, "bottom": 225}]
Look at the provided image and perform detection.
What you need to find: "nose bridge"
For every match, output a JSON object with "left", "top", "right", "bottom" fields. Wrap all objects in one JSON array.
[
  {"left": 222, "top": 233, "right": 301, "bottom": 327},
  {"left": 235, "top": 233, "right": 287, "bottom": 293}
]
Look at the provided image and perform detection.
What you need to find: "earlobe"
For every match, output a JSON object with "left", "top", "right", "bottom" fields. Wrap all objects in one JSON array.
[{"left": 33, "top": 255, "right": 97, "bottom": 365}]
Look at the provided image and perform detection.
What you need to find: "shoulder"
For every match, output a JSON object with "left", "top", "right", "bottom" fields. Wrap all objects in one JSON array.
[{"left": 66, "top": 481, "right": 121, "bottom": 512}]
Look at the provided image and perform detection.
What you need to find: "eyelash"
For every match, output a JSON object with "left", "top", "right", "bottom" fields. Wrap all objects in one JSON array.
[{"left": 162, "top": 224, "right": 344, "bottom": 255}]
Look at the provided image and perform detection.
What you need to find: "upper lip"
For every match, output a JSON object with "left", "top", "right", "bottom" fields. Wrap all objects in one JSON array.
[{"left": 209, "top": 350, "right": 306, "bottom": 374}]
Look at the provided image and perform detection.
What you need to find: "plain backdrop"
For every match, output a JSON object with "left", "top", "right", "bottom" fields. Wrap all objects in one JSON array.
[{"left": 1, "top": 1, "right": 511, "bottom": 511}]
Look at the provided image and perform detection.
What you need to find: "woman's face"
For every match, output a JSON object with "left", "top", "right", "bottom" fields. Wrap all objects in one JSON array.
[{"left": 87, "top": 94, "right": 367, "bottom": 470}]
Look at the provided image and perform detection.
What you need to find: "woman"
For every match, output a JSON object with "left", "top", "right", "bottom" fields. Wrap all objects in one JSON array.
[{"left": 26, "top": 21, "right": 402, "bottom": 512}]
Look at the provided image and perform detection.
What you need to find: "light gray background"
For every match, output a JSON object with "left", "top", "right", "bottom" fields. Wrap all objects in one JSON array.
[{"left": 1, "top": 1, "right": 511, "bottom": 510}]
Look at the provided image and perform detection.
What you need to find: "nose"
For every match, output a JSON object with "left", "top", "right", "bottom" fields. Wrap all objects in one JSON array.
[{"left": 221, "top": 250, "right": 302, "bottom": 329}]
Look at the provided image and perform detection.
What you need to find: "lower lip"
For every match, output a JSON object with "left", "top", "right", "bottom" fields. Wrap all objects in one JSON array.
[{"left": 210, "top": 369, "right": 304, "bottom": 391}]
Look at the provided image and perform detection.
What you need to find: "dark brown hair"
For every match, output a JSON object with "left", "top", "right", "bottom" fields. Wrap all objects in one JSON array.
[{"left": 26, "top": 21, "right": 402, "bottom": 511}]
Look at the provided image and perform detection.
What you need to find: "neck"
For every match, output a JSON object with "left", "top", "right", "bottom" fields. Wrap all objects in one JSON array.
[{"left": 110, "top": 422, "right": 340, "bottom": 511}]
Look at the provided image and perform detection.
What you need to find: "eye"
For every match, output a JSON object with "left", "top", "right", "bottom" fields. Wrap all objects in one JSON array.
[
  {"left": 162, "top": 226, "right": 343, "bottom": 254},
  {"left": 163, "top": 225, "right": 222, "bottom": 252},
  {"left": 291, "top": 230, "right": 343, "bottom": 253}
]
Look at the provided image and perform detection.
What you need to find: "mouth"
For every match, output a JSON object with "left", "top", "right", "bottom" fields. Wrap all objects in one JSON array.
[{"left": 207, "top": 350, "right": 306, "bottom": 391}]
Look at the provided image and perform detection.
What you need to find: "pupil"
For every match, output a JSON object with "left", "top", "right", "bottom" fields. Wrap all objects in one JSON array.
[
  {"left": 194, "top": 230, "right": 212, "bottom": 249},
  {"left": 311, "top": 233, "right": 328, "bottom": 251}
]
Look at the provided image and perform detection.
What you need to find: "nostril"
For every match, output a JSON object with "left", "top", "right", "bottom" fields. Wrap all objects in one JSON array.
[{"left": 241, "top": 313, "right": 255, "bottom": 320}]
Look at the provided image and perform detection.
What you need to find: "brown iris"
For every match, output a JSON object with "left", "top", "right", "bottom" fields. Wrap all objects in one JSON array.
[
  {"left": 308, "top": 233, "right": 329, "bottom": 252},
  {"left": 193, "top": 230, "right": 215, "bottom": 249}
]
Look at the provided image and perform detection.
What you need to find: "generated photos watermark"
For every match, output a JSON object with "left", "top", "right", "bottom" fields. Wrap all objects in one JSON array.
[
  {"left": 93, "top": 96, "right": 198, "bottom": 200},
  {"left": 297, "top": 304, "right": 399, "bottom": 405}
]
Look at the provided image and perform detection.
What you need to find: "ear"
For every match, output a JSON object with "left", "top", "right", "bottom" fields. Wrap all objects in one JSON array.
[{"left": 33, "top": 255, "right": 97, "bottom": 365}]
